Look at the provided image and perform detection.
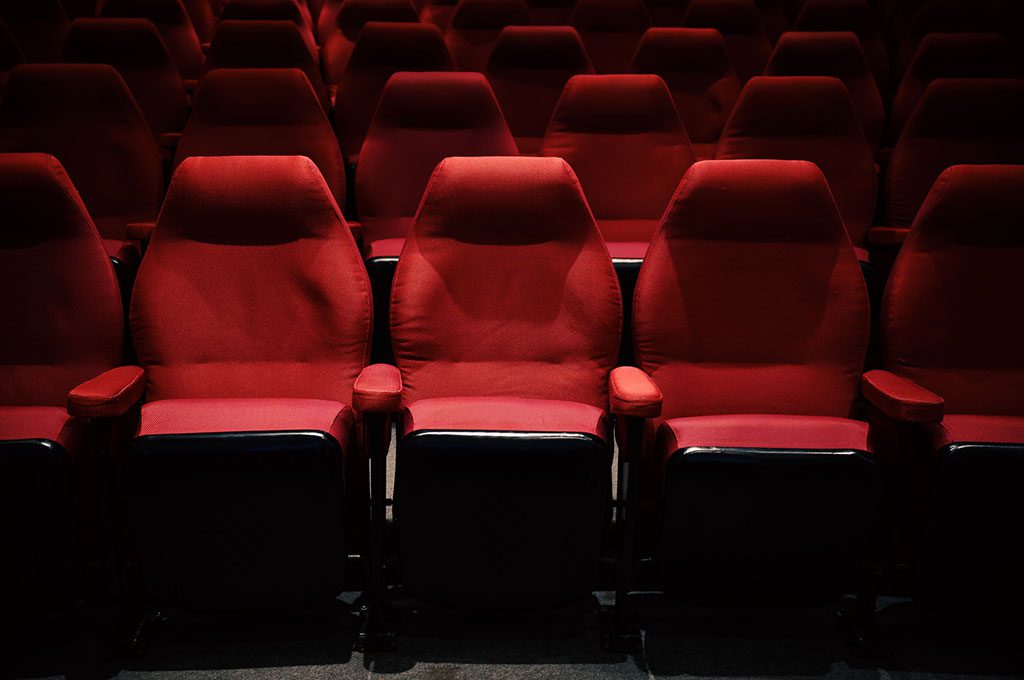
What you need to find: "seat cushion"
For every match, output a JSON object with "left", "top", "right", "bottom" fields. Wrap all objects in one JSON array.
[
  {"left": 402, "top": 396, "right": 610, "bottom": 441},
  {"left": 0, "top": 406, "right": 87, "bottom": 453},
  {"left": 606, "top": 241, "right": 649, "bottom": 261},
  {"left": 365, "top": 236, "right": 406, "bottom": 261},
  {"left": 926, "top": 414, "right": 1024, "bottom": 450}
]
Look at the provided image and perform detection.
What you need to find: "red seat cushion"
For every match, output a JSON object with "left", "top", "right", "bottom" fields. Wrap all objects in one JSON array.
[
  {"left": 402, "top": 396, "right": 610, "bottom": 441},
  {"left": 100, "top": 0, "right": 204, "bottom": 79},
  {"left": 0, "top": 406, "right": 87, "bottom": 453},
  {"left": 682, "top": 0, "right": 772, "bottom": 84},
  {"left": 926, "top": 415, "right": 1024, "bottom": 450},
  {"left": 365, "top": 236, "right": 406, "bottom": 260}
]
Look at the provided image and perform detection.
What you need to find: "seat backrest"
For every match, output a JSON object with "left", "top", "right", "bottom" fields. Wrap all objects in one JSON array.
[
  {"left": 764, "top": 31, "right": 883, "bottom": 150},
  {"left": 793, "top": 0, "right": 888, "bottom": 89},
  {"left": 64, "top": 19, "right": 189, "bottom": 136},
  {"left": 176, "top": 68, "right": 346, "bottom": 206},
  {"left": 682, "top": 0, "right": 772, "bottom": 83},
  {"left": 445, "top": 0, "right": 532, "bottom": 72},
  {"left": 634, "top": 159, "right": 869, "bottom": 422},
  {"left": 390, "top": 155, "right": 621, "bottom": 408},
  {"left": 0, "top": 153, "right": 122, "bottom": 407},
  {"left": 0, "top": 0, "right": 70, "bottom": 63},
  {"left": 220, "top": 0, "right": 318, "bottom": 60},
  {"left": 131, "top": 155, "right": 372, "bottom": 403},
  {"left": 204, "top": 19, "right": 331, "bottom": 110},
  {"left": 570, "top": 0, "right": 651, "bottom": 75},
  {"left": 484, "top": 26, "right": 594, "bottom": 154},
  {"left": 895, "top": 0, "right": 998, "bottom": 76},
  {"left": 526, "top": 0, "right": 576, "bottom": 26},
  {"left": 100, "top": 0, "right": 203, "bottom": 79},
  {"left": 182, "top": 0, "right": 216, "bottom": 41},
  {"left": 886, "top": 78, "right": 1024, "bottom": 229},
  {"left": 882, "top": 164, "right": 1024, "bottom": 415},
  {"left": 755, "top": 0, "right": 789, "bottom": 43},
  {"left": 628, "top": 28, "right": 741, "bottom": 153},
  {"left": 421, "top": 0, "right": 459, "bottom": 32},
  {"left": 334, "top": 22, "right": 455, "bottom": 161},
  {"left": 323, "top": 0, "right": 419, "bottom": 83},
  {"left": 539, "top": 74, "right": 695, "bottom": 244},
  {"left": 714, "top": 76, "right": 876, "bottom": 247},
  {"left": 0, "top": 64, "right": 162, "bottom": 241},
  {"left": 358, "top": 72, "right": 518, "bottom": 244}
]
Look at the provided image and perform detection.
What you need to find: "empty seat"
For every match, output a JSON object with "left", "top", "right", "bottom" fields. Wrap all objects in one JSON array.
[
  {"left": 794, "top": 0, "right": 888, "bottom": 90},
  {"left": 866, "top": 164, "right": 1024, "bottom": 609},
  {"left": 895, "top": 0, "right": 999, "bottom": 77},
  {"left": 0, "top": 64, "right": 162, "bottom": 265},
  {"left": 715, "top": 76, "right": 876, "bottom": 256},
  {"left": 764, "top": 31, "right": 884, "bottom": 151},
  {"left": 628, "top": 28, "right": 741, "bottom": 160},
  {"left": 885, "top": 79, "right": 1024, "bottom": 232},
  {"left": 64, "top": 19, "right": 190, "bottom": 137},
  {"left": 682, "top": 0, "right": 772, "bottom": 84},
  {"left": 204, "top": 19, "right": 331, "bottom": 111},
  {"left": 220, "top": 0, "right": 318, "bottom": 60},
  {"left": 0, "top": 21, "right": 24, "bottom": 101},
  {"left": 420, "top": 0, "right": 459, "bottom": 32},
  {"left": 570, "top": 0, "right": 651, "bottom": 75},
  {"left": 390, "top": 155, "right": 621, "bottom": 607},
  {"left": 630, "top": 159, "right": 876, "bottom": 599},
  {"left": 315, "top": 0, "right": 342, "bottom": 43},
  {"left": 322, "top": 0, "right": 420, "bottom": 83},
  {"left": 0, "top": 0, "right": 70, "bottom": 64},
  {"left": 526, "top": 0, "right": 577, "bottom": 26},
  {"left": 445, "top": 0, "right": 532, "bottom": 72},
  {"left": 176, "top": 68, "right": 346, "bottom": 206},
  {"left": 485, "top": 26, "right": 594, "bottom": 154},
  {"left": 183, "top": 0, "right": 216, "bottom": 41},
  {"left": 100, "top": 0, "right": 204, "bottom": 80},
  {"left": 540, "top": 74, "right": 695, "bottom": 259},
  {"left": 334, "top": 22, "right": 455, "bottom": 163}
]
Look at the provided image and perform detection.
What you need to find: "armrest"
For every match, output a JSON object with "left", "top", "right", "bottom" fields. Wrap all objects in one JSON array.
[
  {"left": 353, "top": 363, "right": 403, "bottom": 414},
  {"left": 609, "top": 366, "right": 662, "bottom": 418},
  {"left": 868, "top": 226, "right": 910, "bottom": 247},
  {"left": 126, "top": 221, "right": 157, "bottom": 241},
  {"left": 862, "top": 370, "right": 943, "bottom": 423},
  {"left": 67, "top": 366, "right": 145, "bottom": 418}
]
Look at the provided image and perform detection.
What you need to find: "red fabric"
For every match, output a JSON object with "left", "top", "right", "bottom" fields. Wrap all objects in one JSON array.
[
  {"left": 357, "top": 72, "right": 518, "bottom": 251},
  {"left": 0, "top": 406, "right": 87, "bottom": 453},
  {"left": 0, "top": 0, "right": 69, "bottom": 63},
  {"left": 485, "top": 26, "right": 594, "bottom": 155},
  {"left": 714, "top": 76, "right": 877, "bottom": 247},
  {"left": 764, "top": 31, "right": 884, "bottom": 150},
  {"left": 391, "top": 156, "right": 621, "bottom": 409},
  {"left": 570, "top": 0, "right": 651, "bottom": 75},
  {"left": 322, "top": 0, "right": 419, "bottom": 82},
  {"left": 67, "top": 366, "right": 146, "bottom": 418},
  {"left": 138, "top": 398, "right": 355, "bottom": 446},
  {"left": 402, "top": 396, "right": 611, "bottom": 440},
  {"left": 755, "top": 0, "right": 789, "bottom": 43},
  {"left": 634, "top": 160, "right": 869, "bottom": 425},
  {"left": 525, "top": 0, "right": 576, "bottom": 26},
  {"left": 131, "top": 155, "right": 372, "bottom": 403},
  {"left": 316, "top": 0, "right": 343, "bottom": 42},
  {"left": 100, "top": 0, "right": 203, "bottom": 79},
  {"left": 0, "top": 154, "right": 123, "bottom": 408},
  {"left": 182, "top": 0, "right": 216, "bottom": 41},
  {"left": 628, "top": 28, "right": 741, "bottom": 155},
  {"left": 882, "top": 165, "right": 1024, "bottom": 416},
  {"left": 539, "top": 74, "right": 695, "bottom": 247},
  {"left": 682, "top": 0, "right": 772, "bottom": 84},
  {"left": 609, "top": 366, "right": 663, "bottom": 418},
  {"left": 64, "top": 18, "right": 190, "bottom": 137},
  {"left": 894, "top": 0, "right": 998, "bottom": 77},
  {"left": 793, "top": 0, "right": 889, "bottom": 89},
  {"left": 926, "top": 415, "right": 1024, "bottom": 450},
  {"left": 885, "top": 79, "right": 1024, "bottom": 229},
  {"left": 861, "top": 370, "right": 943, "bottom": 423},
  {"left": 606, "top": 241, "right": 649, "bottom": 260},
  {"left": 0, "top": 64, "right": 163, "bottom": 243},
  {"left": 365, "top": 237, "right": 407, "bottom": 260},
  {"left": 421, "top": 0, "right": 459, "bottom": 32},
  {"left": 333, "top": 22, "right": 456, "bottom": 160},
  {"left": 220, "top": 0, "right": 318, "bottom": 61},
  {"left": 203, "top": 20, "right": 331, "bottom": 111},
  {"left": 353, "top": 364, "right": 404, "bottom": 413},
  {"left": 176, "top": 68, "right": 346, "bottom": 206},
  {"left": 445, "top": 0, "right": 532, "bottom": 72}
]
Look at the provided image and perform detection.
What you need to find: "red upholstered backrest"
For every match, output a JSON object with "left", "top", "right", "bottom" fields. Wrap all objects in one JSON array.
[
  {"left": 445, "top": 0, "right": 532, "bottom": 72},
  {"left": 793, "top": 0, "right": 888, "bottom": 88},
  {"left": 0, "top": 153, "right": 122, "bottom": 407},
  {"left": 628, "top": 28, "right": 741, "bottom": 149},
  {"left": 634, "top": 159, "right": 869, "bottom": 422},
  {"left": 540, "top": 74, "right": 695, "bottom": 244},
  {"left": 0, "top": 0, "right": 69, "bottom": 63},
  {"left": 570, "top": 0, "right": 651, "bottom": 75},
  {"left": 0, "top": 64, "right": 162, "bottom": 241},
  {"left": 334, "top": 22, "right": 456, "bottom": 161},
  {"left": 357, "top": 72, "right": 518, "bottom": 244},
  {"left": 895, "top": 0, "right": 998, "bottom": 76},
  {"left": 182, "top": 0, "right": 216, "bottom": 41},
  {"left": 132, "top": 155, "right": 372, "bottom": 403},
  {"left": 886, "top": 78, "right": 1024, "bottom": 229},
  {"left": 390, "top": 156, "right": 622, "bottom": 409},
  {"left": 220, "top": 0, "right": 316, "bottom": 55},
  {"left": 882, "top": 165, "right": 1024, "bottom": 416},
  {"left": 682, "top": 0, "right": 771, "bottom": 83},
  {"left": 764, "top": 31, "right": 884, "bottom": 150},
  {"left": 714, "top": 76, "right": 876, "bottom": 247},
  {"left": 100, "top": 0, "right": 203, "bottom": 79},
  {"left": 176, "top": 68, "right": 346, "bottom": 206},
  {"left": 484, "top": 26, "right": 594, "bottom": 154},
  {"left": 323, "top": 0, "right": 419, "bottom": 82},
  {"left": 64, "top": 19, "right": 189, "bottom": 137}
]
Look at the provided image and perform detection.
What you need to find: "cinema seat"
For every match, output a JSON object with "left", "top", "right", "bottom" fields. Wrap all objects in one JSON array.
[
  {"left": 628, "top": 28, "right": 741, "bottom": 160},
  {"left": 390, "top": 156, "right": 621, "bottom": 607},
  {"left": 220, "top": 0, "right": 319, "bottom": 61},
  {"left": 755, "top": 0, "right": 789, "bottom": 44},
  {"left": 0, "top": 153, "right": 131, "bottom": 611},
  {"left": 64, "top": 19, "right": 190, "bottom": 138},
  {"left": 182, "top": 0, "right": 216, "bottom": 42},
  {"left": 334, "top": 22, "right": 455, "bottom": 163},
  {"left": 125, "top": 155, "right": 393, "bottom": 612},
  {"left": 715, "top": 76, "right": 877, "bottom": 259},
  {"left": 682, "top": 0, "right": 772, "bottom": 84},
  {"left": 445, "top": 0, "right": 532, "bottom": 73},
  {"left": 627, "top": 159, "right": 877, "bottom": 602},
  {"left": 420, "top": 0, "right": 459, "bottom": 32},
  {"left": 865, "top": 164, "right": 1024, "bottom": 610},
  {"left": 0, "top": 21, "right": 24, "bottom": 102},
  {"left": 484, "top": 26, "right": 594, "bottom": 154},
  {"left": 894, "top": 0, "right": 998, "bottom": 77},
  {"left": 793, "top": 0, "right": 888, "bottom": 90},
  {"left": 570, "top": 0, "right": 651, "bottom": 75},
  {"left": 322, "top": 0, "right": 419, "bottom": 83},
  {"left": 100, "top": 0, "right": 204, "bottom": 80},
  {"left": 0, "top": 0, "right": 69, "bottom": 64},
  {"left": 176, "top": 68, "right": 346, "bottom": 207},
  {"left": 526, "top": 0, "right": 576, "bottom": 26}
]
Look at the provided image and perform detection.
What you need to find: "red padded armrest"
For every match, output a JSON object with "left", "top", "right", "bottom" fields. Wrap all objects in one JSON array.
[
  {"left": 353, "top": 363, "right": 403, "bottom": 414},
  {"left": 67, "top": 366, "right": 146, "bottom": 418},
  {"left": 609, "top": 366, "right": 663, "bottom": 418},
  {"left": 862, "top": 370, "right": 944, "bottom": 423},
  {"left": 867, "top": 226, "right": 910, "bottom": 247}
]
